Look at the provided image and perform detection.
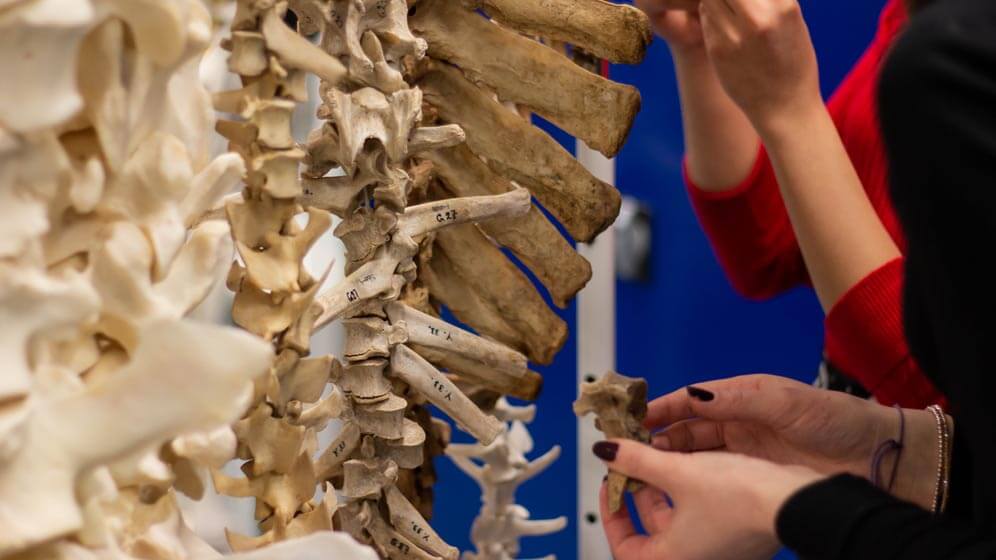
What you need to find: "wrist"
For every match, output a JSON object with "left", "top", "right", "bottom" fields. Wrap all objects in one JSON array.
[
  {"left": 670, "top": 42, "right": 708, "bottom": 62},
  {"left": 890, "top": 409, "right": 944, "bottom": 510},
  {"left": 754, "top": 465, "right": 824, "bottom": 538},
  {"left": 751, "top": 96, "right": 827, "bottom": 146}
]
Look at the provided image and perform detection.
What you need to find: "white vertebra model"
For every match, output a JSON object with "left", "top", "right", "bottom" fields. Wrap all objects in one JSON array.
[
  {"left": 449, "top": 397, "right": 567, "bottom": 560},
  {"left": 0, "top": 0, "right": 651, "bottom": 557}
]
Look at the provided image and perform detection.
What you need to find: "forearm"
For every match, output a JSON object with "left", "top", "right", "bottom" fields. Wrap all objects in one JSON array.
[
  {"left": 674, "top": 47, "right": 760, "bottom": 191},
  {"left": 758, "top": 107, "right": 901, "bottom": 311}
]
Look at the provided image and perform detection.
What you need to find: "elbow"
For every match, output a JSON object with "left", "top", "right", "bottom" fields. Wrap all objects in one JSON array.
[{"left": 723, "top": 262, "right": 796, "bottom": 301}]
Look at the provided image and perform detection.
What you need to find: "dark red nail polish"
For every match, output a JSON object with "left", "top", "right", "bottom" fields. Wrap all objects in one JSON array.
[
  {"left": 592, "top": 441, "right": 618, "bottom": 461},
  {"left": 687, "top": 385, "right": 715, "bottom": 402}
]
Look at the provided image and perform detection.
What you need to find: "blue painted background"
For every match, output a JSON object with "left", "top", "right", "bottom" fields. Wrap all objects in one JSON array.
[{"left": 431, "top": 0, "right": 888, "bottom": 556}]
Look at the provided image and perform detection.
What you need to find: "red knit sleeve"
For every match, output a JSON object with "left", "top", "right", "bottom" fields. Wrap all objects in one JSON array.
[
  {"left": 685, "top": 144, "right": 809, "bottom": 300},
  {"left": 824, "top": 258, "right": 945, "bottom": 407}
]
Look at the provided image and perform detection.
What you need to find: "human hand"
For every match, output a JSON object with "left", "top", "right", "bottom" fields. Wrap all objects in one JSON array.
[
  {"left": 647, "top": 374, "right": 940, "bottom": 509},
  {"left": 595, "top": 439, "right": 823, "bottom": 560},
  {"left": 698, "top": 0, "right": 823, "bottom": 136},
  {"left": 634, "top": 0, "right": 705, "bottom": 53}
]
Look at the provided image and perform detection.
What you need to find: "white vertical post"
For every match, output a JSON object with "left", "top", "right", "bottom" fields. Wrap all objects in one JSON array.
[{"left": 575, "top": 139, "right": 615, "bottom": 560}]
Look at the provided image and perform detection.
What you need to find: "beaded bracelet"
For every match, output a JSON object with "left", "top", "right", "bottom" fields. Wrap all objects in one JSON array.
[{"left": 926, "top": 404, "right": 952, "bottom": 514}]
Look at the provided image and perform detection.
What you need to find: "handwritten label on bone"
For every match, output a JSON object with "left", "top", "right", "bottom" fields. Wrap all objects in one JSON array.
[
  {"left": 431, "top": 379, "right": 454, "bottom": 401},
  {"left": 331, "top": 439, "right": 348, "bottom": 458},
  {"left": 435, "top": 209, "right": 457, "bottom": 223},
  {"left": 409, "top": 522, "right": 431, "bottom": 541},
  {"left": 426, "top": 325, "right": 454, "bottom": 341},
  {"left": 389, "top": 538, "right": 410, "bottom": 554}
]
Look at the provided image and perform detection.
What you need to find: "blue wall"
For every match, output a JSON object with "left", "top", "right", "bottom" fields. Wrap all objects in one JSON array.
[{"left": 431, "top": 0, "right": 888, "bottom": 556}]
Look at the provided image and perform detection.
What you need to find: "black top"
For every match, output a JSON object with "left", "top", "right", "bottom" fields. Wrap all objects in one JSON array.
[{"left": 775, "top": 0, "right": 996, "bottom": 557}]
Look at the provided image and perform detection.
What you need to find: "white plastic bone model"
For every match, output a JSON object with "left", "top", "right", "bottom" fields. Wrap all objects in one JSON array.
[{"left": 448, "top": 397, "right": 566, "bottom": 560}]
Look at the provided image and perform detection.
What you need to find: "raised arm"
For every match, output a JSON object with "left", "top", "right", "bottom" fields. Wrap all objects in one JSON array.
[
  {"left": 694, "top": 0, "right": 901, "bottom": 311},
  {"left": 637, "top": 0, "right": 809, "bottom": 297}
]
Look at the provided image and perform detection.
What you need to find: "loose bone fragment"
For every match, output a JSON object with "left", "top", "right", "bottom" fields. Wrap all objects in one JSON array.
[
  {"left": 468, "top": 0, "right": 652, "bottom": 64},
  {"left": 427, "top": 144, "right": 592, "bottom": 307},
  {"left": 418, "top": 62, "right": 621, "bottom": 242},
  {"left": 573, "top": 371, "right": 650, "bottom": 513},
  {"left": 411, "top": 0, "right": 641, "bottom": 157}
]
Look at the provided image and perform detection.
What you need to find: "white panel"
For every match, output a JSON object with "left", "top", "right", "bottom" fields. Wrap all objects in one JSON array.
[{"left": 575, "top": 139, "right": 615, "bottom": 560}]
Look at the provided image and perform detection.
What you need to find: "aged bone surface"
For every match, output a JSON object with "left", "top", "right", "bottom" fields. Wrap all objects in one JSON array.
[
  {"left": 573, "top": 371, "right": 651, "bottom": 513},
  {"left": 418, "top": 62, "right": 621, "bottom": 243},
  {"left": 411, "top": 0, "right": 641, "bottom": 157},
  {"left": 1, "top": 0, "right": 650, "bottom": 557},
  {"left": 468, "top": 0, "right": 653, "bottom": 64},
  {"left": 427, "top": 145, "right": 591, "bottom": 308},
  {"left": 449, "top": 397, "right": 567, "bottom": 560}
]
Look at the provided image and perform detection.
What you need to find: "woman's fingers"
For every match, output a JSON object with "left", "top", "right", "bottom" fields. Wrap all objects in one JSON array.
[
  {"left": 633, "top": 486, "right": 673, "bottom": 534},
  {"left": 599, "top": 482, "right": 650, "bottom": 559},
  {"left": 644, "top": 385, "right": 697, "bottom": 429},
  {"left": 646, "top": 375, "right": 802, "bottom": 431},
  {"left": 594, "top": 439, "right": 688, "bottom": 491},
  {"left": 654, "top": 418, "right": 725, "bottom": 452}
]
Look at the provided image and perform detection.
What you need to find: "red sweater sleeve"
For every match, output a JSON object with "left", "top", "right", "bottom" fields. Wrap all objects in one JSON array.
[
  {"left": 685, "top": 147, "right": 809, "bottom": 300},
  {"left": 824, "top": 259, "right": 944, "bottom": 407},
  {"left": 686, "top": 0, "right": 946, "bottom": 407}
]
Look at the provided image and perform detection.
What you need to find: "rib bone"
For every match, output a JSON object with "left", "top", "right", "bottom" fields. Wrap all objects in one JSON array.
[
  {"left": 385, "top": 302, "right": 528, "bottom": 379},
  {"left": 468, "top": 0, "right": 652, "bottom": 64},
  {"left": 411, "top": 0, "right": 641, "bottom": 157},
  {"left": 418, "top": 62, "right": 620, "bottom": 242},
  {"left": 427, "top": 144, "right": 592, "bottom": 306},
  {"left": 433, "top": 224, "right": 568, "bottom": 365},
  {"left": 390, "top": 345, "right": 503, "bottom": 444}
]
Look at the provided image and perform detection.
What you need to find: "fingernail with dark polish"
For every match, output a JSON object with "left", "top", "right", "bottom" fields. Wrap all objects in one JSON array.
[
  {"left": 687, "top": 385, "right": 715, "bottom": 402},
  {"left": 592, "top": 441, "right": 619, "bottom": 461}
]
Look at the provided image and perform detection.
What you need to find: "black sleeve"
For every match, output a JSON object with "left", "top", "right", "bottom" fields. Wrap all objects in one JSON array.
[{"left": 776, "top": 475, "right": 996, "bottom": 560}]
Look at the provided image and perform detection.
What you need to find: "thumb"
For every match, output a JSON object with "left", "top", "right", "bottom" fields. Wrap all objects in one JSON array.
[{"left": 593, "top": 439, "right": 691, "bottom": 492}]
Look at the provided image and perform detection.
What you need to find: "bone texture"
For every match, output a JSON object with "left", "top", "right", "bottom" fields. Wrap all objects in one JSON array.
[
  {"left": 411, "top": 0, "right": 641, "bottom": 158},
  {"left": 0, "top": 1, "right": 380, "bottom": 558},
  {"left": 1, "top": 0, "right": 651, "bottom": 557},
  {"left": 573, "top": 371, "right": 651, "bottom": 513},
  {"left": 214, "top": 0, "right": 567, "bottom": 556},
  {"left": 448, "top": 397, "right": 567, "bottom": 560},
  {"left": 468, "top": 0, "right": 652, "bottom": 64}
]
